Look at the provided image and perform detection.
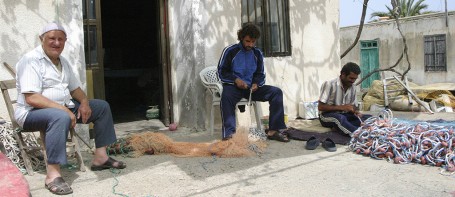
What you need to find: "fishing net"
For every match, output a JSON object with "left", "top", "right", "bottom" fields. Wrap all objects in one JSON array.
[
  {"left": 124, "top": 126, "right": 267, "bottom": 158},
  {"left": 349, "top": 109, "right": 455, "bottom": 173},
  {"left": 108, "top": 95, "right": 268, "bottom": 158},
  {"left": 0, "top": 122, "right": 45, "bottom": 173}
]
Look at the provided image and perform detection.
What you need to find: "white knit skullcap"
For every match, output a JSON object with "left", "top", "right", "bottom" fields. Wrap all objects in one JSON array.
[{"left": 40, "top": 22, "right": 66, "bottom": 36}]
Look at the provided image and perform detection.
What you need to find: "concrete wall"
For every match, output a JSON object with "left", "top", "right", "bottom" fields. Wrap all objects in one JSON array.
[
  {"left": 168, "top": 0, "right": 340, "bottom": 129},
  {"left": 0, "top": 0, "right": 85, "bottom": 121},
  {"left": 1, "top": 0, "right": 341, "bottom": 132},
  {"left": 340, "top": 12, "right": 455, "bottom": 86}
]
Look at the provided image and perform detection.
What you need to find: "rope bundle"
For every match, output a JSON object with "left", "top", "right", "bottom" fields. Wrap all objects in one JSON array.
[
  {"left": 349, "top": 109, "right": 455, "bottom": 173},
  {"left": 123, "top": 126, "right": 266, "bottom": 158},
  {"left": 0, "top": 122, "right": 24, "bottom": 169},
  {"left": 0, "top": 122, "right": 44, "bottom": 173}
]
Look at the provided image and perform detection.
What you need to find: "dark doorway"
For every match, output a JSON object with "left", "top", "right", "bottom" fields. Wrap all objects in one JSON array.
[{"left": 101, "top": 0, "right": 162, "bottom": 123}]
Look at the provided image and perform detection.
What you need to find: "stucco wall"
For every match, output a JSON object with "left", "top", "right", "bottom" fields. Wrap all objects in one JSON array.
[
  {"left": 1, "top": 0, "right": 340, "bottom": 132},
  {"left": 340, "top": 12, "right": 455, "bottom": 86},
  {"left": 0, "top": 0, "right": 85, "bottom": 121},
  {"left": 168, "top": 0, "right": 340, "bottom": 130},
  {"left": 274, "top": 0, "right": 341, "bottom": 114}
]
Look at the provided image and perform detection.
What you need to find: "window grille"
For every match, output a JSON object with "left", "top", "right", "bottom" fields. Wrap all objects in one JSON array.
[
  {"left": 424, "top": 34, "right": 446, "bottom": 72},
  {"left": 241, "top": 0, "right": 291, "bottom": 57}
]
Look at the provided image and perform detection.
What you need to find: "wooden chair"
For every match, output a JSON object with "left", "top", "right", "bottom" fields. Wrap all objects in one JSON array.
[{"left": 1, "top": 62, "right": 86, "bottom": 175}]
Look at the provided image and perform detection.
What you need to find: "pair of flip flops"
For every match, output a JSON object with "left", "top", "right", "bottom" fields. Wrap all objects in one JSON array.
[
  {"left": 90, "top": 157, "right": 127, "bottom": 171},
  {"left": 305, "top": 136, "right": 336, "bottom": 152}
]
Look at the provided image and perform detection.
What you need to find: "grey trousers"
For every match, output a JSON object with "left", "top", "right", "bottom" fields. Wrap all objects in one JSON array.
[{"left": 23, "top": 99, "right": 116, "bottom": 164}]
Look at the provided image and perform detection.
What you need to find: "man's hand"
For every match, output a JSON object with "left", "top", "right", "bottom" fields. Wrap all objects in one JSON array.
[
  {"left": 354, "top": 110, "right": 363, "bottom": 118},
  {"left": 251, "top": 83, "right": 258, "bottom": 92},
  {"left": 234, "top": 78, "right": 248, "bottom": 89},
  {"left": 70, "top": 88, "right": 91, "bottom": 124},
  {"left": 24, "top": 93, "right": 78, "bottom": 127},
  {"left": 64, "top": 108, "right": 77, "bottom": 128},
  {"left": 77, "top": 102, "right": 92, "bottom": 124},
  {"left": 340, "top": 104, "right": 356, "bottom": 113}
]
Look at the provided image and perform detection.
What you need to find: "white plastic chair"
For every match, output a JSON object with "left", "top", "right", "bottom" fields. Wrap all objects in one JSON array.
[{"left": 199, "top": 66, "right": 262, "bottom": 135}]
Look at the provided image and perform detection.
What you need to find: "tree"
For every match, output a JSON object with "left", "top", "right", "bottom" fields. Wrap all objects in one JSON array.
[
  {"left": 340, "top": 0, "right": 412, "bottom": 83},
  {"left": 355, "top": 0, "right": 412, "bottom": 85},
  {"left": 340, "top": 0, "right": 369, "bottom": 59},
  {"left": 370, "top": 0, "right": 433, "bottom": 21}
]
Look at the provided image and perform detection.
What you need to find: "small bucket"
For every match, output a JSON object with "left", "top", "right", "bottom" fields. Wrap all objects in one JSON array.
[{"left": 146, "top": 105, "right": 159, "bottom": 119}]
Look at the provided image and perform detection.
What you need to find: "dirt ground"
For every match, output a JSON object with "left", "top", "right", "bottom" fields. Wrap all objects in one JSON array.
[{"left": 24, "top": 112, "right": 455, "bottom": 197}]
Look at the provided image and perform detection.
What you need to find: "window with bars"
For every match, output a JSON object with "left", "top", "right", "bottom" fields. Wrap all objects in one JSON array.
[
  {"left": 241, "top": 0, "right": 291, "bottom": 57},
  {"left": 424, "top": 34, "right": 446, "bottom": 72}
]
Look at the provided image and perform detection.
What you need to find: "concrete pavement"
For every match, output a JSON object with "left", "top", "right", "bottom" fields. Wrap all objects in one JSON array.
[{"left": 23, "top": 112, "right": 455, "bottom": 196}]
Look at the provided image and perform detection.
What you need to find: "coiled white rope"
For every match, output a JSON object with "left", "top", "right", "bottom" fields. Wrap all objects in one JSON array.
[
  {"left": 349, "top": 109, "right": 455, "bottom": 174},
  {"left": 0, "top": 121, "right": 45, "bottom": 174}
]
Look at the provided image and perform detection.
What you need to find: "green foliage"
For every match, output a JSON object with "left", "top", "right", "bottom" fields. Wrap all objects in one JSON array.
[{"left": 369, "top": 0, "right": 435, "bottom": 22}]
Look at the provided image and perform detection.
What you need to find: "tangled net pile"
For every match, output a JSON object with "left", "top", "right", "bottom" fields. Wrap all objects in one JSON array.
[
  {"left": 115, "top": 126, "right": 267, "bottom": 158},
  {"left": 0, "top": 122, "right": 44, "bottom": 173},
  {"left": 349, "top": 109, "right": 455, "bottom": 173}
]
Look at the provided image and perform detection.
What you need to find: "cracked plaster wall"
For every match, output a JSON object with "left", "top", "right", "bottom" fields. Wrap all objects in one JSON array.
[
  {"left": 0, "top": 0, "right": 89, "bottom": 146},
  {"left": 168, "top": 0, "right": 340, "bottom": 130},
  {"left": 1, "top": 0, "right": 342, "bottom": 134},
  {"left": 0, "top": 0, "right": 86, "bottom": 120}
]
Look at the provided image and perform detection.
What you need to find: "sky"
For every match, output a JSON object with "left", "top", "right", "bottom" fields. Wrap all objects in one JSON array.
[{"left": 340, "top": 0, "right": 455, "bottom": 27}]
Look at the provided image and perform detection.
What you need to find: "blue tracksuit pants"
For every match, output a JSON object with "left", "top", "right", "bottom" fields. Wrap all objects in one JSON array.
[
  {"left": 319, "top": 112, "right": 372, "bottom": 136},
  {"left": 220, "top": 84, "right": 286, "bottom": 139}
]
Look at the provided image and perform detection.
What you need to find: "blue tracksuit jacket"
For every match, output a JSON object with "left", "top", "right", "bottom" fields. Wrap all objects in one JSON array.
[{"left": 217, "top": 42, "right": 265, "bottom": 87}]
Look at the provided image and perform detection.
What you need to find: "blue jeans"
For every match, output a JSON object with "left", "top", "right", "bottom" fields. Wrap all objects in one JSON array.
[{"left": 23, "top": 99, "right": 116, "bottom": 164}]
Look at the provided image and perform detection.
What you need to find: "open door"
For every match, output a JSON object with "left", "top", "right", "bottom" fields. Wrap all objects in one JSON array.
[
  {"left": 83, "top": 0, "right": 105, "bottom": 100},
  {"left": 84, "top": 0, "right": 172, "bottom": 125},
  {"left": 159, "top": 0, "right": 172, "bottom": 125}
]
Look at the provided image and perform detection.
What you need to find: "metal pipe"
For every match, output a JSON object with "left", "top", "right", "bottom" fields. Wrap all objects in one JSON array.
[
  {"left": 445, "top": 0, "right": 449, "bottom": 27},
  {"left": 392, "top": 76, "right": 433, "bottom": 114}
]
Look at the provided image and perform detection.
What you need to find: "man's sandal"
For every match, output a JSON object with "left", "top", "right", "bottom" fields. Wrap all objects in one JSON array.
[
  {"left": 267, "top": 131, "right": 290, "bottom": 142},
  {"left": 90, "top": 157, "right": 126, "bottom": 171},
  {"left": 45, "top": 177, "right": 73, "bottom": 195}
]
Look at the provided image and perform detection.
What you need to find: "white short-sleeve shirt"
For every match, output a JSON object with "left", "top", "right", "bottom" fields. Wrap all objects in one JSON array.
[
  {"left": 14, "top": 46, "right": 82, "bottom": 127},
  {"left": 319, "top": 77, "right": 357, "bottom": 113}
]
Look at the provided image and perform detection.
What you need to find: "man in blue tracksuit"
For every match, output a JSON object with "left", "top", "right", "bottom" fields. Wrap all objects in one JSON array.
[{"left": 217, "top": 23, "right": 289, "bottom": 142}]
